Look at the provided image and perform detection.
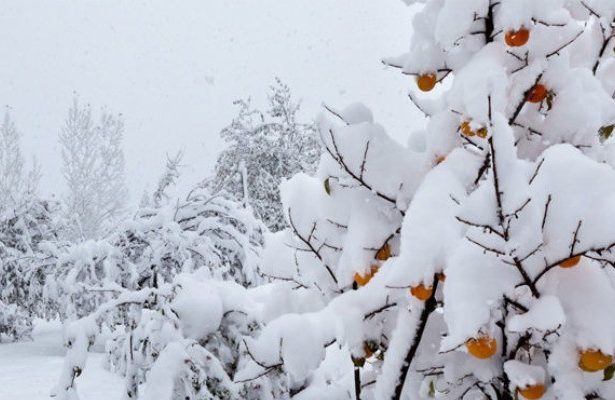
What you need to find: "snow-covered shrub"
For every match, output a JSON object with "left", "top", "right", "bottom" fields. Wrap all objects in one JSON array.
[
  {"left": 0, "top": 198, "right": 60, "bottom": 341},
  {"left": 44, "top": 183, "right": 264, "bottom": 318},
  {"left": 247, "top": 1, "right": 615, "bottom": 399},
  {"left": 0, "top": 110, "right": 50, "bottom": 342},
  {"left": 51, "top": 186, "right": 274, "bottom": 399},
  {"left": 209, "top": 78, "right": 321, "bottom": 232}
]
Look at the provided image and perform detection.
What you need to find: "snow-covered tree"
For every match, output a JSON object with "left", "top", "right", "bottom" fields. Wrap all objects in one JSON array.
[
  {"left": 0, "top": 110, "right": 40, "bottom": 210},
  {"left": 60, "top": 97, "right": 128, "bottom": 241},
  {"left": 242, "top": 103, "right": 426, "bottom": 400},
  {"left": 151, "top": 152, "right": 184, "bottom": 209},
  {"left": 51, "top": 183, "right": 272, "bottom": 399},
  {"left": 0, "top": 109, "right": 53, "bottom": 342},
  {"left": 246, "top": 1, "right": 615, "bottom": 399},
  {"left": 0, "top": 198, "right": 61, "bottom": 341},
  {"left": 210, "top": 78, "right": 321, "bottom": 232}
]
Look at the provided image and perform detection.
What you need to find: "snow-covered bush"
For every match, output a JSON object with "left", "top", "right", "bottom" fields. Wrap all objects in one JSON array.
[
  {"left": 52, "top": 273, "right": 295, "bottom": 400},
  {"left": 0, "top": 198, "right": 60, "bottom": 342},
  {"left": 51, "top": 185, "right": 274, "bottom": 399},
  {"left": 209, "top": 78, "right": 321, "bottom": 232},
  {"left": 246, "top": 1, "right": 615, "bottom": 399},
  {"left": 0, "top": 110, "right": 56, "bottom": 342}
]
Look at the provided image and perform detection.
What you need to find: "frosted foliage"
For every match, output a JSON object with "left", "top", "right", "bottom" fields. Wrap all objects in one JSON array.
[{"left": 209, "top": 79, "right": 321, "bottom": 232}]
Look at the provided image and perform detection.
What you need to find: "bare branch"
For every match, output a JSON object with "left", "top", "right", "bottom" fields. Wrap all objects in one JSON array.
[
  {"left": 545, "top": 28, "right": 584, "bottom": 58},
  {"left": 456, "top": 216, "right": 505, "bottom": 239},
  {"left": 529, "top": 158, "right": 545, "bottom": 185},
  {"left": 287, "top": 208, "right": 339, "bottom": 285},
  {"left": 360, "top": 141, "right": 370, "bottom": 180},
  {"left": 541, "top": 195, "right": 552, "bottom": 230},
  {"left": 323, "top": 128, "right": 404, "bottom": 215}
]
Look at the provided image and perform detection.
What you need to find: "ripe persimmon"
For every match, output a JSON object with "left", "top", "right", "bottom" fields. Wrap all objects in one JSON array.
[
  {"left": 460, "top": 121, "right": 475, "bottom": 137},
  {"left": 518, "top": 384, "right": 545, "bottom": 400},
  {"left": 476, "top": 127, "right": 488, "bottom": 138},
  {"left": 559, "top": 255, "right": 581, "bottom": 268},
  {"left": 416, "top": 73, "right": 437, "bottom": 92},
  {"left": 466, "top": 336, "right": 497, "bottom": 359},
  {"left": 579, "top": 349, "right": 613, "bottom": 372},
  {"left": 527, "top": 84, "right": 548, "bottom": 103},
  {"left": 375, "top": 243, "right": 391, "bottom": 261},
  {"left": 410, "top": 284, "right": 433, "bottom": 301},
  {"left": 354, "top": 265, "right": 379, "bottom": 287},
  {"left": 505, "top": 27, "right": 530, "bottom": 47}
]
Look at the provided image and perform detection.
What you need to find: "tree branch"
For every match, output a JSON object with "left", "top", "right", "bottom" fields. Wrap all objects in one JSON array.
[{"left": 392, "top": 275, "right": 439, "bottom": 400}]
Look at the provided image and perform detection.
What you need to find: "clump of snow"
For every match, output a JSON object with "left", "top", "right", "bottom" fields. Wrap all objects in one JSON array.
[
  {"left": 508, "top": 295, "right": 565, "bottom": 332},
  {"left": 504, "top": 360, "right": 546, "bottom": 389},
  {"left": 141, "top": 342, "right": 188, "bottom": 400},
  {"left": 171, "top": 278, "right": 223, "bottom": 340}
]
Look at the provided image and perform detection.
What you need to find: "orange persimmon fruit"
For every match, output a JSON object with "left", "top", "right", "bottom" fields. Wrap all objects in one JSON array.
[
  {"left": 410, "top": 284, "right": 433, "bottom": 301},
  {"left": 579, "top": 349, "right": 613, "bottom": 372},
  {"left": 518, "top": 384, "right": 546, "bottom": 400},
  {"left": 559, "top": 255, "right": 581, "bottom": 269},
  {"left": 505, "top": 27, "right": 530, "bottom": 47},
  {"left": 466, "top": 336, "right": 497, "bottom": 359},
  {"left": 354, "top": 265, "right": 379, "bottom": 287},
  {"left": 527, "top": 84, "right": 548, "bottom": 103},
  {"left": 417, "top": 73, "right": 437, "bottom": 92},
  {"left": 375, "top": 243, "right": 391, "bottom": 261}
]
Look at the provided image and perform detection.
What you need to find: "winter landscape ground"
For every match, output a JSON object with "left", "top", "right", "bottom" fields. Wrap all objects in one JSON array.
[
  {"left": 4, "top": 1, "right": 615, "bottom": 400},
  {"left": 0, "top": 320, "right": 123, "bottom": 400}
]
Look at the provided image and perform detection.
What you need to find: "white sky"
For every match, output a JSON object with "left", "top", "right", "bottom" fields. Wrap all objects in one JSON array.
[{"left": 0, "top": 0, "right": 422, "bottom": 203}]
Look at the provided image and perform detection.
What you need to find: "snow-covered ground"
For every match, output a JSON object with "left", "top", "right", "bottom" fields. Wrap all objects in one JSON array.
[{"left": 0, "top": 320, "right": 123, "bottom": 400}]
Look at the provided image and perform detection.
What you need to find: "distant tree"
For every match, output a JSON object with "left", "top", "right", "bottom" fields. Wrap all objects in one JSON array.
[
  {"left": 151, "top": 152, "right": 184, "bottom": 208},
  {"left": 0, "top": 109, "right": 50, "bottom": 342},
  {"left": 210, "top": 79, "right": 321, "bottom": 232},
  {"left": 0, "top": 110, "right": 40, "bottom": 210},
  {"left": 0, "top": 198, "right": 60, "bottom": 342},
  {"left": 60, "top": 97, "right": 127, "bottom": 240}
]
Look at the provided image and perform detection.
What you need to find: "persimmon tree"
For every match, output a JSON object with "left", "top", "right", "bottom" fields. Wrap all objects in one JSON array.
[{"left": 249, "top": 1, "right": 615, "bottom": 399}]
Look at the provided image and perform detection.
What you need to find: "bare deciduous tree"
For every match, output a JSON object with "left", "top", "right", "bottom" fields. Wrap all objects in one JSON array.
[
  {"left": 60, "top": 97, "right": 127, "bottom": 240},
  {"left": 0, "top": 110, "right": 40, "bottom": 210}
]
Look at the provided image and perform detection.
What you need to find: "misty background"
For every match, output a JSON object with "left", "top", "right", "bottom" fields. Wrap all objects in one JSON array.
[{"left": 0, "top": 0, "right": 422, "bottom": 203}]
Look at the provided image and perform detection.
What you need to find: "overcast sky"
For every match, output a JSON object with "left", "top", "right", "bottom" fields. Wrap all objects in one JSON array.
[{"left": 0, "top": 0, "right": 422, "bottom": 203}]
